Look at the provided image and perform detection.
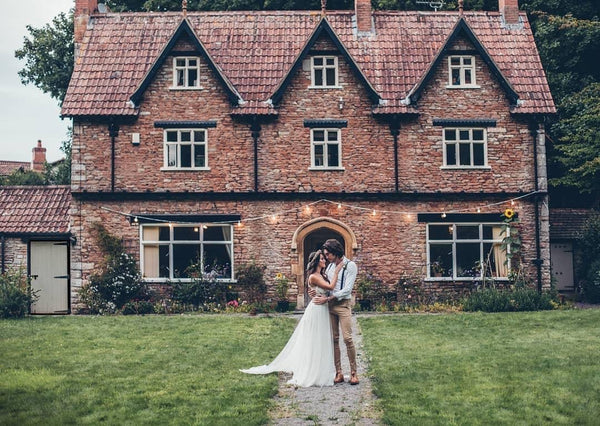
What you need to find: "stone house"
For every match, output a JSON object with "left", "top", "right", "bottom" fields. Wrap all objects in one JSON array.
[{"left": 62, "top": 0, "right": 555, "bottom": 310}]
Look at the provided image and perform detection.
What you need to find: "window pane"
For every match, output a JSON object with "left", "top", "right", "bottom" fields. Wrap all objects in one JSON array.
[
  {"left": 473, "top": 143, "right": 485, "bottom": 166},
  {"left": 446, "top": 143, "right": 456, "bottom": 165},
  {"left": 194, "top": 144, "right": 205, "bottom": 168},
  {"left": 326, "top": 58, "right": 335, "bottom": 66},
  {"left": 204, "top": 226, "right": 228, "bottom": 241},
  {"left": 204, "top": 244, "right": 232, "bottom": 279},
  {"left": 483, "top": 225, "right": 504, "bottom": 240},
  {"left": 176, "top": 69, "right": 185, "bottom": 86},
  {"left": 142, "top": 227, "right": 159, "bottom": 241},
  {"left": 176, "top": 58, "right": 186, "bottom": 67},
  {"left": 456, "top": 225, "right": 479, "bottom": 239},
  {"left": 326, "top": 68, "right": 336, "bottom": 86},
  {"left": 314, "top": 145, "right": 324, "bottom": 166},
  {"left": 188, "top": 69, "right": 198, "bottom": 86},
  {"left": 473, "top": 129, "right": 484, "bottom": 140},
  {"left": 485, "top": 242, "right": 508, "bottom": 277},
  {"left": 429, "top": 224, "right": 453, "bottom": 240},
  {"left": 313, "top": 130, "right": 325, "bottom": 141},
  {"left": 194, "top": 131, "right": 205, "bottom": 142},
  {"left": 167, "top": 144, "right": 177, "bottom": 167},
  {"left": 451, "top": 57, "right": 460, "bottom": 65},
  {"left": 180, "top": 131, "right": 191, "bottom": 142},
  {"left": 464, "top": 69, "right": 472, "bottom": 84},
  {"left": 452, "top": 68, "right": 460, "bottom": 85},
  {"left": 159, "top": 245, "right": 170, "bottom": 278},
  {"left": 459, "top": 130, "right": 470, "bottom": 140},
  {"left": 174, "top": 226, "right": 200, "bottom": 241},
  {"left": 188, "top": 59, "right": 197, "bottom": 67},
  {"left": 459, "top": 143, "right": 471, "bottom": 166},
  {"left": 327, "top": 131, "right": 338, "bottom": 142},
  {"left": 159, "top": 227, "right": 170, "bottom": 241},
  {"left": 463, "top": 57, "right": 472, "bottom": 65},
  {"left": 327, "top": 144, "right": 339, "bottom": 167},
  {"left": 143, "top": 245, "right": 160, "bottom": 278},
  {"left": 172, "top": 244, "right": 201, "bottom": 278},
  {"left": 429, "top": 243, "right": 452, "bottom": 277},
  {"left": 314, "top": 69, "right": 323, "bottom": 86},
  {"left": 180, "top": 144, "right": 192, "bottom": 168},
  {"left": 445, "top": 129, "right": 456, "bottom": 141},
  {"left": 456, "top": 242, "right": 480, "bottom": 277},
  {"left": 313, "top": 57, "right": 323, "bottom": 66},
  {"left": 166, "top": 131, "right": 178, "bottom": 142}
]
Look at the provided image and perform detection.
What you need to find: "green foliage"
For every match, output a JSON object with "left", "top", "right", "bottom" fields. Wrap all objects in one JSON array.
[
  {"left": 170, "top": 263, "right": 226, "bottom": 310},
  {"left": 14, "top": 12, "right": 74, "bottom": 104},
  {"left": 45, "top": 133, "right": 72, "bottom": 185},
  {"left": 78, "top": 223, "right": 148, "bottom": 314},
  {"left": 464, "top": 287, "right": 555, "bottom": 312},
  {"left": 577, "top": 214, "right": 600, "bottom": 302},
  {"left": 235, "top": 263, "right": 267, "bottom": 304},
  {"left": 121, "top": 300, "right": 156, "bottom": 315},
  {"left": 0, "top": 269, "right": 37, "bottom": 318},
  {"left": 0, "top": 169, "right": 46, "bottom": 186},
  {"left": 274, "top": 273, "right": 289, "bottom": 301},
  {"left": 550, "top": 83, "right": 600, "bottom": 197}
]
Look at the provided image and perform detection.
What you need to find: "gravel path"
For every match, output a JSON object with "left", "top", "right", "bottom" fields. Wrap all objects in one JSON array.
[{"left": 269, "top": 314, "right": 381, "bottom": 425}]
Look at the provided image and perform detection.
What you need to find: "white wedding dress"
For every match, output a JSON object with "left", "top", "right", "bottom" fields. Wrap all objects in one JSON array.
[{"left": 240, "top": 286, "right": 335, "bottom": 387}]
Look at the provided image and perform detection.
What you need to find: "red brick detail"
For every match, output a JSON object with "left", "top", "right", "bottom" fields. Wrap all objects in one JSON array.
[{"left": 355, "top": 0, "right": 372, "bottom": 33}]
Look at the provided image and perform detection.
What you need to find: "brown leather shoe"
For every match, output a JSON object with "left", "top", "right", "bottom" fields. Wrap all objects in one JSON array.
[
  {"left": 350, "top": 372, "right": 359, "bottom": 385},
  {"left": 334, "top": 372, "right": 345, "bottom": 384}
]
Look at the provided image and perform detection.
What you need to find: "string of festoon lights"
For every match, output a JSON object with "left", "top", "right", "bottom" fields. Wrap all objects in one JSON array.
[{"left": 100, "top": 190, "right": 541, "bottom": 226}]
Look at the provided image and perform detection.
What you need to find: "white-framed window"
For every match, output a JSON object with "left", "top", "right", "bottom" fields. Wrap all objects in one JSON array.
[
  {"left": 311, "top": 56, "right": 339, "bottom": 88},
  {"left": 311, "top": 128, "right": 342, "bottom": 169},
  {"left": 443, "top": 128, "right": 487, "bottom": 167},
  {"left": 427, "top": 223, "right": 509, "bottom": 280},
  {"left": 163, "top": 129, "right": 208, "bottom": 169},
  {"left": 141, "top": 224, "right": 233, "bottom": 281},
  {"left": 173, "top": 57, "right": 200, "bottom": 88},
  {"left": 448, "top": 55, "right": 476, "bottom": 87}
]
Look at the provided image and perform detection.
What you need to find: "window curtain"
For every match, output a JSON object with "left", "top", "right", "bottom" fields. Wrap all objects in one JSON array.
[
  {"left": 492, "top": 226, "right": 508, "bottom": 277},
  {"left": 222, "top": 226, "right": 232, "bottom": 260}
]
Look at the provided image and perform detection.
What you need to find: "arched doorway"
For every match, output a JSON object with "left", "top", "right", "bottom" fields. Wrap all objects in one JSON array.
[{"left": 291, "top": 217, "right": 357, "bottom": 308}]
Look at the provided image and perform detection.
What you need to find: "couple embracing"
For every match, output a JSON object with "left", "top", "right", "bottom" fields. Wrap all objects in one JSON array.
[{"left": 241, "top": 239, "right": 359, "bottom": 387}]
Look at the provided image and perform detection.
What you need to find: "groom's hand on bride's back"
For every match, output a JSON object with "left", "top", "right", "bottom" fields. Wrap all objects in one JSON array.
[
  {"left": 312, "top": 295, "right": 328, "bottom": 305},
  {"left": 308, "top": 286, "right": 317, "bottom": 298}
]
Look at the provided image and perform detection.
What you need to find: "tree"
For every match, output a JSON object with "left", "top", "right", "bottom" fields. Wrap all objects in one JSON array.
[
  {"left": 14, "top": 12, "right": 74, "bottom": 105},
  {"left": 549, "top": 83, "right": 600, "bottom": 200}
]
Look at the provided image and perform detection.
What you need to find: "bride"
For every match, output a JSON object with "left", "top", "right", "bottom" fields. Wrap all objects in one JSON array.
[{"left": 240, "top": 250, "right": 344, "bottom": 387}]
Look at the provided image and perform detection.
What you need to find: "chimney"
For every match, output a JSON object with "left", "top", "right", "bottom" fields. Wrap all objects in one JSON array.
[
  {"left": 499, "top": 0, "right": 520, "bottom": 26},
  {"left": 75, "top": 0, "right": 98, "bottom": 59},
  {"left": 32, "top": 140, "right": 47, "bottom": 173},
  {"left": 355, "top": 0, "right": 373, "bottom": 33}
]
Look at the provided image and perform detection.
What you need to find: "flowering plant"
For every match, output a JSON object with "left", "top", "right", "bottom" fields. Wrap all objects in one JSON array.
[
  {"left": 275, "top": 273, "right": 289, "bottom": 301},
  {"left": 503, "top": 208, "right": 515, "bottom": 220}
]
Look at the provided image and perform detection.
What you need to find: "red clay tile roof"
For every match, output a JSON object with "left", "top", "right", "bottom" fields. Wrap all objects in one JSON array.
[
  {"left": 0, "top": 161, "right": 29, "bottom": 176},
  {"left": 0, "top": 186, "right": 71, "bottom": 234},
  {"left": 62, "top": 10, "right": 555, "bottom": 117},
  {"left": 550, "top": 208, "right": 598, "bottom": 240}
]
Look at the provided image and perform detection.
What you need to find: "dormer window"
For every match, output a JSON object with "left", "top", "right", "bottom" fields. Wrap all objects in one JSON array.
[
  {"left": 173, "top": 57, "right": 200, "bottom": 88},
  {"left": 311, "top": 56, "right": 339, "bottom": 88},
  {"left": 448, "top": 55, "right": 476, "bottom": 87}
]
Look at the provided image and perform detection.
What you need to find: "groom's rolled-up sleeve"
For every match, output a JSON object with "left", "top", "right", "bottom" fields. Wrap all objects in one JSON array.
[{"left": 332, "top": 261, "right": 357, "bottom": 300}]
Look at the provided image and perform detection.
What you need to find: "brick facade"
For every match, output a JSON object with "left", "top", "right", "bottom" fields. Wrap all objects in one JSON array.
[{"left": 66, "top": 6, "right": 553, "bottom": 311}]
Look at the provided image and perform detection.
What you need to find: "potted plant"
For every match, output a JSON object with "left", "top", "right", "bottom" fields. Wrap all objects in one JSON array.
[{"left": 275, "top": 273, "right": 289, "bottom": 312}]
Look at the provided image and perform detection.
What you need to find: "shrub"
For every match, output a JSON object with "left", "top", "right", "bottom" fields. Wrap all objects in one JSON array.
[
  {"left": 78, "top": 223, "right": 149, "bottom": 314},
  {"left": 0, "top": 268, "right": 37, "bottom": 318},
  {"left": 171, "top": 264, "right": 226, "bottom": 310},
  {"left": 235, "top": 263, "right": 266, "bottom": 304},
  {"left": 355, "top": 272, "right": 387, "bottom": 310},
  {"left": 581, "top": 260, "right": 600, "bottom": 303},
  {"left": 577, "top": 214, "right": 600, "bottom": 303},
  {"left": 463, "top": 287, "right": 555, "bottom": 312},
  {"left": 121, "top": 300, "right": 155, "bottom": 315}
]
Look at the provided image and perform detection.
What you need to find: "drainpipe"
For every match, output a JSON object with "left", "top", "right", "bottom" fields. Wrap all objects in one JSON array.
[
  {"left": 251, "top": 117, "right": 261, "bottom": 192},
  {"left": 531, "top": 120, "right": 545, "bottom": 292},
  {"left": 109, "top": 121, "right": 119, "bottom": 192},
  {"left": 389, "top": 117, "right": 400, "bottom": 192},
  {"left": 1, "top": 234, "right": 5, "bottom": 274}
]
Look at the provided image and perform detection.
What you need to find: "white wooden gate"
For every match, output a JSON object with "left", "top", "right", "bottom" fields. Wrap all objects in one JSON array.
[
  {"left": 550, "top": 242, "right": 574, "bottom": 292},
  {"left": 30, "top": 241, "right": 69, "bottom": 314}
]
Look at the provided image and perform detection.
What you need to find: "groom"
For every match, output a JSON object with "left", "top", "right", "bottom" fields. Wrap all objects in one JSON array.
[{"left": 312, "top": 239, "right": 359, "bottom": 385}]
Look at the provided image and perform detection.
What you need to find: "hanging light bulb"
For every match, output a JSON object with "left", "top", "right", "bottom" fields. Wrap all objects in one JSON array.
[
  {"left": 133, "top": 216, "right": 138, "bottom": 223},
  {"left": 441, "top": 212, "right": 447, "bottom": 218},
  {"left": 511, "top": 200, "right": 516, "bottom": 206},
  {"left": 337, "top": 203, "right": 342, "bottom": 209},
  {"left": 476, "top": 207, "right": 481, "bottom": 213},
  {"left": 372, "top": 209, "right": 377, "bottom": 216}
]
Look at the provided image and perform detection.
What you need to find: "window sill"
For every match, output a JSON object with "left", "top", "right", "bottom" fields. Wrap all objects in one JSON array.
[
  {"left": 308, "top": 85, "right": 343, "bottom": 89},
  {"left": 445, "top": 84, "right": 481, "bottom": 89},
  {"left": 308, "top": 166, "right": 345, "bottom": 171},
  {"left": 169, "top": 86, "right": 204, "bottom": 90},
  {"left": 160, "top": 167, "right": 211, "bottom": 171},
  {"left": 440, "top": 165, "right": 491, "bottom": 170}
]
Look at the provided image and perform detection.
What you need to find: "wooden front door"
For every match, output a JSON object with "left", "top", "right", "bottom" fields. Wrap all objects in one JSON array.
[{"left": 30, "top": 241, "right": 69, "bottom": 314}]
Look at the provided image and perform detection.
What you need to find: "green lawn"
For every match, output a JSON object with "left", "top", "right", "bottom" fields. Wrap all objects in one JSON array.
[
  {"left": 0, "top": 315, "right": 295, "bottom": 425},
  {"left": 360, "top": 310, "right": 600, "bottom": 425}
]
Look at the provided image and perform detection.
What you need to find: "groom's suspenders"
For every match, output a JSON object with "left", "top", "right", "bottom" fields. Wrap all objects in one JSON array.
[{"left": 339, "top": 263, "right": 348, "bottom": 290}]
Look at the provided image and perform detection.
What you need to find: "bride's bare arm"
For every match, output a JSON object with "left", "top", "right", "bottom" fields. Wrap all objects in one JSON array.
[{"left": 309, "top": 262, "right": 344, "bottom": 291}]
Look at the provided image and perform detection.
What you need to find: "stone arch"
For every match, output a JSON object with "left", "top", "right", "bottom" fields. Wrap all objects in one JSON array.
[{"left": 291, "top": 217, "right": 358, "bottom": 308}]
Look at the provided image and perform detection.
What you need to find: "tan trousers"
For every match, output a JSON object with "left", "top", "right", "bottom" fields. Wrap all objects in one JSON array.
[{"left": 329, "top": 299, "right": 357, "bottom": 373}]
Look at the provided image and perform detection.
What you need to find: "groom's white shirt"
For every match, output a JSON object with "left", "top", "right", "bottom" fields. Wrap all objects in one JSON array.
[{"left": 325, "top": 256, "right": 357, "bottom": 301}]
